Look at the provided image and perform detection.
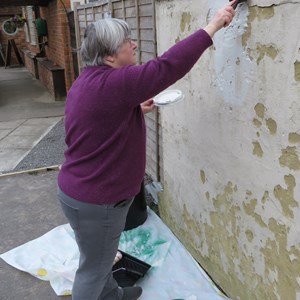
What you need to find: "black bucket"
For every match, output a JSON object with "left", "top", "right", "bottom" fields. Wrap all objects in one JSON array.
[{"left": 124, "top": 180, "right": 148, "bottom": 231}]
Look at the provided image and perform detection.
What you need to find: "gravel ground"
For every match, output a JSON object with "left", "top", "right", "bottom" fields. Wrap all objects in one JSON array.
[
  {"left": 13, "top": 118, "right": 158, "bottom": 213},
  {"left": 14, "top": 119, "right": 66, "bottom": 171}
]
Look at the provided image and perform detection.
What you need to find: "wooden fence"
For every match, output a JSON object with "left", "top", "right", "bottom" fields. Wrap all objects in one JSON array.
[{"left": 73, "top": 0, "right": 162, "bottom": 182}]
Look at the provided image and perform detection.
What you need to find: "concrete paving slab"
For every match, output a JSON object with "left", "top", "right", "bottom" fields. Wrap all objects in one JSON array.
[
  {"left": 0, "top": 129, "right": 12, "bottom": 140},
  {"left": 0, "top": 67, "right": 65, "bottom": 122},
  {"left": 0, "top": 135, "right": 40, "bottom": 149},
  {"left": 0, "top": 149, "right": 31, "bottom": 172},
  {"left": 0, "top": 120, "right": 26, "bottom": 130},
  {"left": 0, "top": 117, "right": 62, "bottom": 172},
  {"left": 0, "top": 169, "right": 71, "bottom": 300}
]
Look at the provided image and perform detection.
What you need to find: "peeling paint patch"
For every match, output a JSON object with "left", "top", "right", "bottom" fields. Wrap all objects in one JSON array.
[
  {"left": 279, "top": 146, "right": 300, "bottom": 170},
  {"left": 248, "top": 6, "right": 275, "bottom": 22},
  {"left": 245, "top": 229, "right": 254, "bottom": 242},
  {"left": 253, "top": 118, "right": 262, "bottom": 128},
  {"left": 266, "top": 118, "right": 277, "bottom": 135},
  {"left": 273, "top": 174, "right": 298, "bottom": 218},
  {"left": 261, "top": 191, "right": 269, "bottom": 204},
  {"left": 261, "top": 218, "right": 300, "bottom": 300},
  {"left": 289, "top": 133, "right": 300, "bottom": 144},
  {"left": 200, "top": 170, "right": 206, "bottom": 184},
  {"left": 254, "top": 103, "right": 266, "bottom": 119},
  {"left": 295, "top": 61, "right": 300, "bottom": 82},
  {"left": 256, "top": 44, "right": 278, "bottom": 65},
  {"left": 243, "top": 198, "right": 267, "bottom": 227},
  {"left": 180, "top": 12, "right": 191, "bottom": 33},
  {"left": 253, "top": 141, "right": 264, "bottom": 157}
]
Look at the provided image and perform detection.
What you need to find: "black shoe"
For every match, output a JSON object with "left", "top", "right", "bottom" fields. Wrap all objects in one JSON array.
[{"left": 121, "top": 286, "right": 143, "bottom": 300}]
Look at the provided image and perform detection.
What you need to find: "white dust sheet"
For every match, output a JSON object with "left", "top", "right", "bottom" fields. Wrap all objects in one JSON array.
[{"left": 0, "top": 208, "right": 230, "bottom": 299}]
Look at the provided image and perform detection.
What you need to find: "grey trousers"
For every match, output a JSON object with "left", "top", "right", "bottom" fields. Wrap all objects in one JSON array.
[{"left": 58, "top": 188, "right": 134, "bottom": 300}]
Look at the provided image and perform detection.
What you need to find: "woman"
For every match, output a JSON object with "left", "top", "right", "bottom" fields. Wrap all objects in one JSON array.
[{"left": 58, "top": 2, "right": 236, "bottom": 299}]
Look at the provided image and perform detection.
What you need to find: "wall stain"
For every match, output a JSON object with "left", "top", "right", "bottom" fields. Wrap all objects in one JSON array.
[
  {"left": 273, "top": 174, "right": 298, "bottom": 219},
  {"left": 180, "top": 12, "right": 191, "bottom": 33},
  {"left": 289, "top": 133, "right": 300, "bottom": 144},
  {"left": 256, "top": 44, "right": 278, "bottom": 65},
  {"left": 243, "top": 198, "right": 267, "bottom": 228},
  {"left": 295, "top": 61, "right": 300, "bottom": 82},
  {"left": 279, "top": 146, "right": 300, "bottom": 170},
  {"left": 266, "top": 118, "right": 277, "bottom": 135},
  {"left": 253, "top": 141, "right": 264, "bottom": 157},
  {"left": 254, "top": 103, "right": 266, "bottom": 119},
  {"left": 260, "top": 218, "right": 300, "bottom": 300},
  {"left": 200, "top": 170, "right": 206, "bottom": 184}
]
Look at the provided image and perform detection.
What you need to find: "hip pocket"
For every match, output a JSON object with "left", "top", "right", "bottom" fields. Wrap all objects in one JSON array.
[{"left": 59, "top": 199, "right": 80, "bottom": 230}]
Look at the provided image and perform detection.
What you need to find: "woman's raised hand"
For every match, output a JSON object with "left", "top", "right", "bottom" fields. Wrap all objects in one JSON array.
[{"left": 204, "top": 0, "right": 237, "bottom": 37}]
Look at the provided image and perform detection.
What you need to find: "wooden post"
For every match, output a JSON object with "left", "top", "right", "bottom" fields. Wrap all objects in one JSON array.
[
  {"left": 5, "top": 39, "right": 23, "bottom": 68},
  {"left": 135, "top": 0, "right": 141, "bottom": 64}
]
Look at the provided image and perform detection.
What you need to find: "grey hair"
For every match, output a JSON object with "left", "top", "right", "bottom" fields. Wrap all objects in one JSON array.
[{"left": 80, "top": 18, "right": 130, "bottom": 66}]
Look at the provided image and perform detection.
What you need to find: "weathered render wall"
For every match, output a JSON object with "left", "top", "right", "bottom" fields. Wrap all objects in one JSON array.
[{"left": 155, "top": 0, "right": 300, "bottom": 299}]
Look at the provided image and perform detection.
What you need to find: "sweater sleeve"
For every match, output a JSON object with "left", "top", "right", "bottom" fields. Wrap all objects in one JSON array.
[{"left": 106, "top": 29, "right": 213, "bottom": 108}]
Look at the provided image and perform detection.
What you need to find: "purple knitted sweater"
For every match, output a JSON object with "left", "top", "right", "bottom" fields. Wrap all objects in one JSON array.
[{"left": 58, "top": 29, "right": 212, "bottom": 204}]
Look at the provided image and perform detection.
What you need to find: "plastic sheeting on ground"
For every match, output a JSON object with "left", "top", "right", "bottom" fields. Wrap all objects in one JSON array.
[{"left": 0, "top": 208, "right": 230, "bottom": 299}]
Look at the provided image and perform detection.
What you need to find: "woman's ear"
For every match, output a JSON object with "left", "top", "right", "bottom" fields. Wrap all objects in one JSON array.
[{"left": 104, "top": 55, "right": 115, "bottom": 63}]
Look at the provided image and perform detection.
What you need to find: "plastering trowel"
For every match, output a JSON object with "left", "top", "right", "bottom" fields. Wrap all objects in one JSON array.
[{"left": 231, "top": 0, "right": 248, "bottom": 9}]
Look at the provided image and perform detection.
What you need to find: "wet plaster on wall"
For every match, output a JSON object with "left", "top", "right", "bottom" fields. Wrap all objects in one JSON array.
[{"left": 208, "top": 1, "right": 254, "bottom": 105}]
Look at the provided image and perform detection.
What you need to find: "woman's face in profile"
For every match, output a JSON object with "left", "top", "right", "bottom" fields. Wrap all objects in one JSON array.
[{"left": 113, "top": 38, "right": 138, "bottom": 67}]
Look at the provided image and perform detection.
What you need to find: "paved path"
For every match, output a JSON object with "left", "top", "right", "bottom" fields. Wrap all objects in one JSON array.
[
  {"left": 0, "top": 117, "right": 62, "bottom": 173},
  {"left": 0, "top": 66, "right": 65, "bottom": 173}
]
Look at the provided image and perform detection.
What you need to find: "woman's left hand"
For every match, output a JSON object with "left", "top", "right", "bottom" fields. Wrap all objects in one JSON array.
[{"left": 141, "top": 99, "right": 155, "bottom": 114}]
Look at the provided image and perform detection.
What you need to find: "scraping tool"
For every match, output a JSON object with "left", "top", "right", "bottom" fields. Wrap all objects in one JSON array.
[{"left": 231, "top": 0, "right": 248, "bottom": 9}]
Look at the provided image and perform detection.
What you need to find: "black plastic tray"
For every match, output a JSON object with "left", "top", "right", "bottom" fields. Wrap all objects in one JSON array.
[{"left": 112, "top": 250, "right": 151, "bottom": 287}]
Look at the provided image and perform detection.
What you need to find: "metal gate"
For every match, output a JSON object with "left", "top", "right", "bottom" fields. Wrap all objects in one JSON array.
[{"left": 73, "top": 0, "right": 162, "bottom": 182}]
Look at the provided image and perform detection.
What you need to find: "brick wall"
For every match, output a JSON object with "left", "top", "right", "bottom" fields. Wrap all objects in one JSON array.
[
  {"left": 0, "top": 7, "right": 26, "bottom": 66},
  {"left": 40, "top": 0, "right": 74, "bottom": 91}
]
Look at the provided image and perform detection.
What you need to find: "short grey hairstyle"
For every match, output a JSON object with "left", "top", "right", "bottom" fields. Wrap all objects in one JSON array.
[{"left": 80, "top": 18, "right": 130, "bottom": 66}]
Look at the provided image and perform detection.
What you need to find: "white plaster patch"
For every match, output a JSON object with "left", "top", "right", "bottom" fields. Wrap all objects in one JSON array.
[{"left": 208, "top": 1, "right": 255, "bottom": 105}]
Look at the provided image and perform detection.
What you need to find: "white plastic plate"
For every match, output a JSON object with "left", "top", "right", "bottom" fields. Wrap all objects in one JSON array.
[{"left": 153, "top": 89, "right": 184, "bottom": 106}]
